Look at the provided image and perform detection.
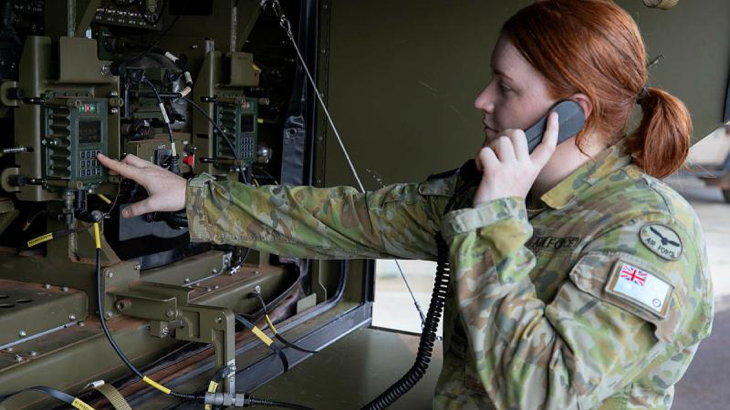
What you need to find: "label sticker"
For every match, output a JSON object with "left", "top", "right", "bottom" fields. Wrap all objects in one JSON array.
[
  {"left": 639, "top": 224, "right": 682, "bottom": 261},
  {"left": 605, "top": 261, "right": 673, "bottom": 317}
]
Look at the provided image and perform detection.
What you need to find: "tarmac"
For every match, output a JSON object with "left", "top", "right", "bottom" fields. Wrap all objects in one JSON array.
[{"left": 372, "top": 175, "right": 730, "bottom": 409}]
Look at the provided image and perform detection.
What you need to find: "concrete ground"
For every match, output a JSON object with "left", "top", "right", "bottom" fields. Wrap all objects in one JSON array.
[{"left": 372, "top": 175, "right": 730, "bottom": 408}]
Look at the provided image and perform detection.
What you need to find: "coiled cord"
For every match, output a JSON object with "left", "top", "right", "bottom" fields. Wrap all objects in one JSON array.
[{"left": 361, "top": 232, "right": 450, "bottom": 410}]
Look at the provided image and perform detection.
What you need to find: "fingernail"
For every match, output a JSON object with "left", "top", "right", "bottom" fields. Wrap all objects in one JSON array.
[{"left": 122, "top": 209, "right": 130, "bottom": 218}]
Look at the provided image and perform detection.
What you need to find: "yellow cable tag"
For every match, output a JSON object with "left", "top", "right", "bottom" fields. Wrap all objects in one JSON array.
[
  {"left": 93, "top": 223, "right": 101, "bottom": 249},
  {"left": 72, "top": 398, "right": 96, "bottom": 410},
  {"left": 265, "top": 315, "right": 279, "bottom": 335},
  {"left": 96, "top": 193, "right": 112, "bottom": 205},
  {"left": 27, "top": 232, "right": 53, "bottom": 248},
  {"left": 143, "top": 376, "right": 171, "bottom": 395},
  {"left": 204, "top": 381, "right": 220, "bottom": 410},
  {"left": 252, "top": 326, "right": 274, "bottom": 346}
]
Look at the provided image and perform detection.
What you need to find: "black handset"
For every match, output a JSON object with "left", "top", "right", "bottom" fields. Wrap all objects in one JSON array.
[
  {"left": 525, "top": 99, "right": 585, "bottom": 152},
  {"left": 458, "top": 99, "right": 586, "bottom": 183}
]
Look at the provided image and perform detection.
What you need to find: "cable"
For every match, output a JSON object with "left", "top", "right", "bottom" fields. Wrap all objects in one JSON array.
[
  {"left": 141, "top": 77, "right": 180, "bottom": 175},
  {"left": 26, "top": 224, "right": 93, "bottom": 248},
  {"left": 0, "top": 386, "right": 95, "bottom": 409},
  {"left": 250, "top": 291, "right": 317, "bottom": 354},
  {"left": 93, "top": 223, "right": 205, "bottom": 403},
  {"left": 135, "top": 0, "right": 165, "bottom": 26}
]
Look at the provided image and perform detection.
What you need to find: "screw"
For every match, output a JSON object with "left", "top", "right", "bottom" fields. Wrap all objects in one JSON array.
[
  {"left": 5, "top": 347, "right": 13, "bottom": 352},
  {"left": 68, "top": 314, "right": 76, "bottom": 321},
  {"left": 29, "top": 351, "right": 37, "bottom": 357},
  {"left": 184, "top": 278, "right": 191, "bottom": 283},
  {"left": 61, "top": 287, "right": 69, "bottom": 292},
  {"left": 191, "top": 44, "right": 199, "bottom": 49},
  {"left": 254, "top": 285, "right": 261, "bottom": 294},
  {"left": 215, "top": 317, "right": 223, "bottom": 324},
  {"left": 214, "top": 285, "right": 220, "bottom": 290},
  {"left": 212, "top": 268, "right": 218, "bottom": 274},
  {"left": 79, "top": 322, "right": 85, "bottom": 327},
  {"left": 105, "top": 312, "right": 113, "bottom": 319},
  {"left": 165, "top": 310, "right": 175, "bottom": 318},
  {"left": 110, "top": 91, "right": 119, "bottom": 97},
  {"left": 100, "top": 65, "right": 111, "bottom": 75},
  {"left": 134, "top": 263, "right": 141, "bottom": 271},
  {"left": 18, "top": 330, "right": 26, "bottom": 337},
  {"left": 105, "top": 270, "right": 114, "bottom": 278},
  {"left": 43, "top": 284, "right": 51, "bottom": 289},
  {"left": 161, "top": 326, "right": 169, "bottom": 336},
  {"left": 111, "top": 107, "right": 119, "bottom": 115},
  {"left": 206, "top": 287, "right": 212, "bottom": 292},
  {"left": 14, "top": 355, "right": 22, "bottom": 362},
  {"left": 254, "top": 270, "right": 260, "bottom": 275}
]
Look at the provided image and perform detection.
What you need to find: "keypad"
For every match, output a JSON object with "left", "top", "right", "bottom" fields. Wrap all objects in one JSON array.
[
  {"left": 241, "top": 137, "right": 255, "bottom": 159},
  {"left": 79, "top": 149, "right": 103, "bottom": 179}
]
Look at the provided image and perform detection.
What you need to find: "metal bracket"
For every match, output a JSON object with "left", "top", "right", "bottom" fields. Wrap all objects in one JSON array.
[{"left": 111, "top": 282, "right": 236, "bottom": 392}]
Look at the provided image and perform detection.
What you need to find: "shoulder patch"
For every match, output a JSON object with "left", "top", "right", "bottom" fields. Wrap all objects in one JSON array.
[
  {"left": 639, "top": 223, "right": 682, "bottom": 261},
  {"left": 605, "top": 261, "right": 673, "bottom": 318}
]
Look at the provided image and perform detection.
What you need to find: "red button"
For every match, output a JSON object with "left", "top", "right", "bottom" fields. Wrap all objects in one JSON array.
[{"left": 183, "top": 155, "right": 194, "bottom": 167}]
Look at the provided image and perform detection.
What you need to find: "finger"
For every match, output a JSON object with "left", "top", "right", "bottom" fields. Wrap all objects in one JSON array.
[
  {"left": 97, "top": 153, "right": 143, "bottom": 181},
  {"left": 122, "top": 199, "right": 154, "bottom": 218},
  {"left": 478, "top": 146, "right": 500, "bottom": 171},
  {"left": 506, "top": 129, "right": 529, "bottom": 161},
  {"left": 121, "top": 154, "right": 152, "bottom": 168},
  {"left": 494, "top": 136, "right": 516, "bottom": 163},
  {"left": 530, "top": 112, "right": 559, "bottom": 169}
]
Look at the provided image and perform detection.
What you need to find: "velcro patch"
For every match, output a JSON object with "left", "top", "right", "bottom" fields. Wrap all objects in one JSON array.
[{"left": 605, "top": 261, "right": 673, "bottom": 318}]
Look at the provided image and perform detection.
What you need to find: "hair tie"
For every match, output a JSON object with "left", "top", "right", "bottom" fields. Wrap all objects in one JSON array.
[{"left": 636, "top": 87, "right": 649, "bottom": 104}]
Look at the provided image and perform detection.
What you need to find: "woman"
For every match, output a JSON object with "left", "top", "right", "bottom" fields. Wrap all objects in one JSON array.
[{"left": 98, "top": 0, "right": 713, "bottom": 408}]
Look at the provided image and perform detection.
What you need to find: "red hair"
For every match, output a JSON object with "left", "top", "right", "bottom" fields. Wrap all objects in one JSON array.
[{"left": 502, "top": 0, "right": 691, "bottom": 178}]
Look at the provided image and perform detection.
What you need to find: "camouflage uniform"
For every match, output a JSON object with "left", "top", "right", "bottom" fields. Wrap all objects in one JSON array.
[{"left": 186, "top": 142, "right": 713, "bottom": 409}]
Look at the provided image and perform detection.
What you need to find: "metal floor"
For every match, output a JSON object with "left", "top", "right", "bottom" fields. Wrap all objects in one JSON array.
[{"left": 253, "top": 327, "right": 442, "bottom": 410}]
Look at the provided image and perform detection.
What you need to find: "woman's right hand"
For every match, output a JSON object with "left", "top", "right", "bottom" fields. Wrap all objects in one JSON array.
[{"left": 96, "top": 153, "right": 188, "bottom": 218}]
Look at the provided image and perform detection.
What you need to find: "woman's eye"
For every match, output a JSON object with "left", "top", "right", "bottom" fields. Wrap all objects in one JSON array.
[{"left": 499, "top": 82, "right": 511, "bottom": 93}]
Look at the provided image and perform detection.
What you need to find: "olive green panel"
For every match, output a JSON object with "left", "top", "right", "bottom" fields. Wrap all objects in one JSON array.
[{"left": 321, "top": 0, "right": 730, "bottom": 188}]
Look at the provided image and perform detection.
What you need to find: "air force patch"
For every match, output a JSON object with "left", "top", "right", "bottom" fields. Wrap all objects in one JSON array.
[
  {"left": 605, "top": 261, "right": 673, "bottom": 318},
  {"left": 639, "top": 224, "right": 682, "bottom": 261}
]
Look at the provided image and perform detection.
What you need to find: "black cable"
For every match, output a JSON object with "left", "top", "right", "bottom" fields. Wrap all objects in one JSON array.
[
  {"left": 120, "top": 0, "right": 188, "bottom": 69},
  {"left": 245, "top": 395, "right": 313, "bottom": 410},
  {"left": 250, "top": 291, "right": 317, "bottom": 354},
  {"left": 141, "top": 77, "right": 180, "bottom": 175},
  {"left": 0, "top": 386, "right": 82, "bottom": 407}
]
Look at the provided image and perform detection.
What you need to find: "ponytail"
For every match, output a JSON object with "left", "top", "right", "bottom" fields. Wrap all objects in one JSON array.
[{"left": 626, "top": 87, "right": 692, "bottom": 179}]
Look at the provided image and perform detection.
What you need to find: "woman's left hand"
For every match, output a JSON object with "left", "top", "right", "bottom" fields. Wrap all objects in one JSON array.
[{"left": 473, "top": 112, "right": 559, "bottom": 206}]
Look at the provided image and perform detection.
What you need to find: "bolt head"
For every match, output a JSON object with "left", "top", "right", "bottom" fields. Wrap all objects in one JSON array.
[
  {"left": 61, "top": 287, "right": 69, "bottom": 292},
  {"left": 5, "top": 347, "right": 13, "bottom": 352},
  {"left": 206, "top": 287, "right": 212, "bottom": 292},
  {"left": 184, "top": 278, "right": 191, "bottom": 283},
  {"left": 79, "top": 322, "right": 85, "bottom": 327},
  {"left": 214, "top": 285, "right": 220, "bottom": 290},
  {"left": 212, "top": 268, "right": 218, "bottom": 274},
  {"left": 110, "top": 107, "right": 119, "bottom": 115},
  {"left": 134, "top": 263, "right": 141, "bottom": 271},
  {"left": 30, "top": 351, "right": 37, "bottom": 356},
  {"left": 165, "top": 310, "right": 175, "bottom": 318},
  {"left": 43, "top": 284, "right": 51, "bottom": 289},
  {"left": 105, "top": 312, "right": 113, "bottom": 319},
  {"left": 18, "top": 330, "right": 26, "bottom": 337},
  {"left": 68, "top": 314, "right": 76, "bottom": 321},
  {"left": 105, "top": 270, "right": 114, "bottom": 278},
  {"left": 14, "top": 355, "right": 22, "bottom": 362}
]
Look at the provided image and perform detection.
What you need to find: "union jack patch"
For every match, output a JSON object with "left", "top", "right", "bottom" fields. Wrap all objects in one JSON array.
[{"left": 605, "top": 260, "right": 673, "bottom": 318}]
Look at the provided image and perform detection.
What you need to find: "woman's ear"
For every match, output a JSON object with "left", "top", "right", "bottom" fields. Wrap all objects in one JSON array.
[{"left": 569, "top": 93, "right": 593, "bottom": 119}]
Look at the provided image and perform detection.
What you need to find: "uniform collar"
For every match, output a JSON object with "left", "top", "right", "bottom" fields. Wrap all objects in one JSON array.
[{"left": 539, "top": 140, "right": 632, "bottom": 210}]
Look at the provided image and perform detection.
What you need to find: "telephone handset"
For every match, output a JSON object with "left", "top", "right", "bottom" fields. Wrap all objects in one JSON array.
[{"left": 459, "top": 99, "right": 586, "bottom": 184}]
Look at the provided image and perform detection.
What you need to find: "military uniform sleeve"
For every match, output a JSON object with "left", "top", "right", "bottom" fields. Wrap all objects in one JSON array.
[
  {"left": 185, "top": 173, "right": 450, "bottom": 260},
  {"left": 442, "top": 197, "right": 712, "bottom": 409}
]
